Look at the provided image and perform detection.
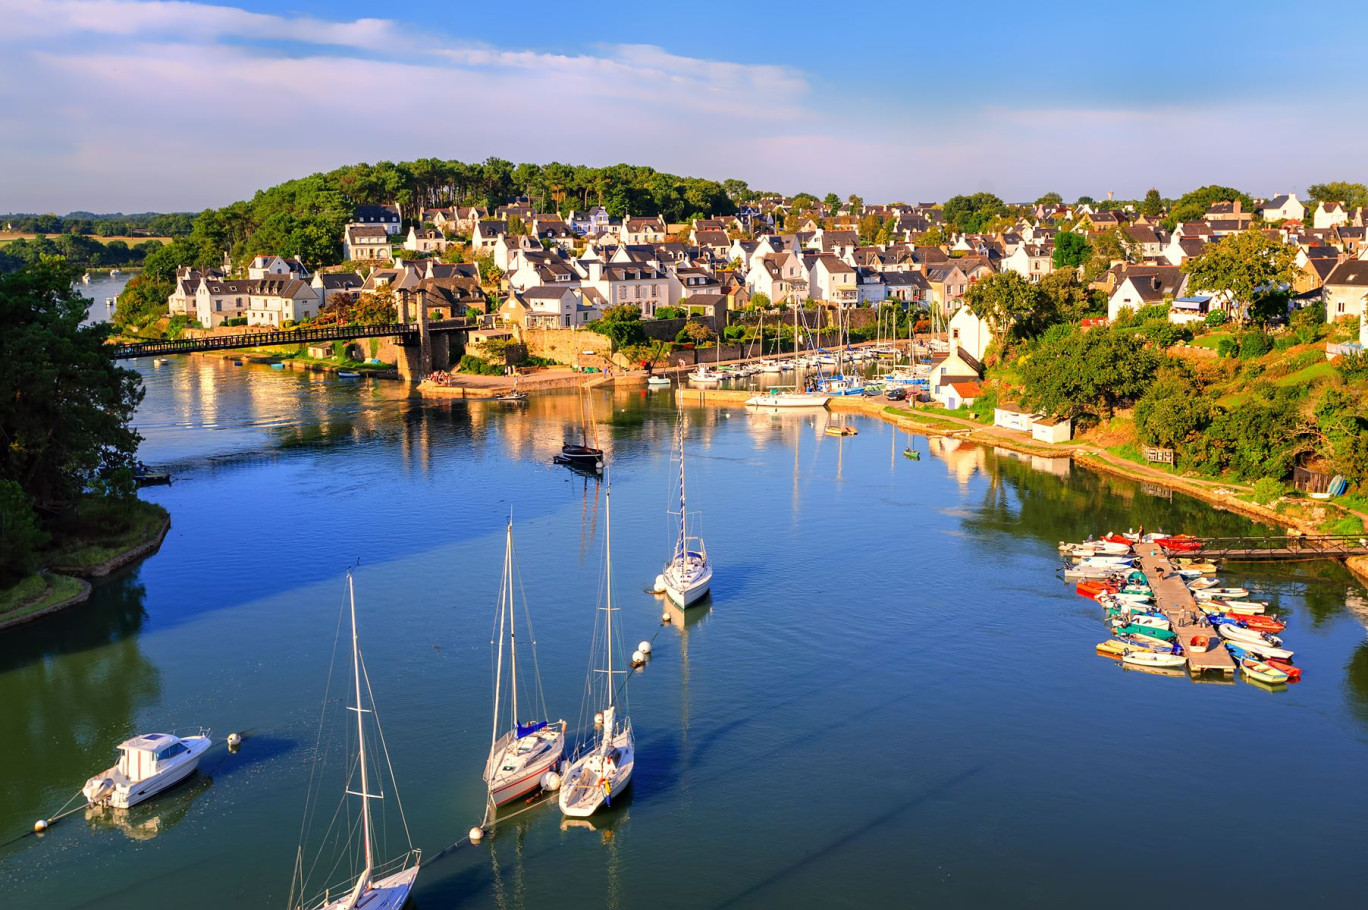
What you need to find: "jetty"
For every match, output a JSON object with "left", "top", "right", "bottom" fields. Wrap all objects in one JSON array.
[{"left": 1136, "top": 550, "right": 1234, "bottom": 677}]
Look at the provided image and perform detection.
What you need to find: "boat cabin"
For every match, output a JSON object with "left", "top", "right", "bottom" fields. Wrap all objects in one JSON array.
[{"left": 118, "top": 733, "right": 189, "bottom": 781}]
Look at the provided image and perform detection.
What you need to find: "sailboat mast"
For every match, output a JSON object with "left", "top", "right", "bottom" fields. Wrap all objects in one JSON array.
[
  {"left": 349, "top": 574, "right": 375, "bottom": 879},
  {"left": 676, "top": 414, "right": 687, "bottom": 560},
  {"left": 491, "top": 526, "right": 510, "bottom": 753},
  {"left": 507, "top": 522, "right": 519, "bottom": 726},
  {"left": 604, "top": 486, "right": 614, "bottom": 713}
]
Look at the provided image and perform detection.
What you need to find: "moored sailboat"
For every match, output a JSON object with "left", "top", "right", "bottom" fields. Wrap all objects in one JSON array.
[
  {"left": 659, "top": 411, "right": 712, "bottom": 607},
  {"left": 559, "top": 484, "right": 635, "bottom": 818},
  {"left": 484, "top": 519, "right": 565, "bottom": 810}
]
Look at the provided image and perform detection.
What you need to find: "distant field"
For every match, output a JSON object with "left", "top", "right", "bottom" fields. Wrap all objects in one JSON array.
[{"left": 0, "top": 232, "right": 174, "bottom": 247}]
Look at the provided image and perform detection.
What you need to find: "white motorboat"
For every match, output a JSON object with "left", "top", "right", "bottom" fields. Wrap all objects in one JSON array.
[
  {"left": 646, "top": 376, "right": 671, "bottom": 386},
  {"left": 560, "top": 485, "right": 635, "bottom": 818},
  {"left": 82, "top": 731, "right": 211, "bottom": 809},
  {"left": 1217, "top": 624, "right": 1282, "bottom": 647},
  {"left": 1230, "top": 638, "right": 1294, "bottom": 661},
  {"left": 289, "top": 573, "right": 420, "bottom": 910},
  {"left": 759, "top": 360, "right": 783, "bottom": 374},
  {"left": 1192, "top": 587, "right": 1249, "bottom": 599},
  {"left": 484, "top": 520, "right": 565, "bottom": 810},
  {"left": 1121, "top": 651, "right": 1187, "bottom": 670},
  {"left": 660, "top": 410, "right": 713, "bottom": 608},
  {"left": 688, "top": 367, "right": 724, "bottom": 384},
  {"left": 1073, "top": 556, "right": 1135, "bottom": 568}
]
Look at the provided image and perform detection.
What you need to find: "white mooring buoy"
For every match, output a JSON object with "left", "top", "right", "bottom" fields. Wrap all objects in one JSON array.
[
  {"left": 469, "top": 826, "right": 484, "bottom": 844},
  {"left": 33, "top": 819, "right": 48, "bottom": 833},
  {"left": 594, "top": 711, "right": 604, "bottom": 727},
  {"left": 540, "top": 770, "right": 562, "bottom": 791},
  {"left": 661, "top": 611, "right": 671, "bottom": 623},
  {"left": 631, "top": 650, "right": 645, "bottom": 666},
  {"left": 653, "top": 574, "right": 667, "bottom": 594},
  {"left": 227, "top": 732, "right": 242, "bottom": 749},
  {"left": 638, "top": 640, "right": 652, "bottom": 656}
]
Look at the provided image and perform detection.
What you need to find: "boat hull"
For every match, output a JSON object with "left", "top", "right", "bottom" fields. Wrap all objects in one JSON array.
[
  {"left": 663, "top": 566, "right": 712, "bottom": 607},
  {"left": 310, "top": 865, "right": 420, "bottom": 910},
  {"left": 558, "top": 727, "right": 634, "bottom": 818},
  {"left": 485, "top": 726, "right": 565, "bottom": 807},
  {"left": 745, "top": 393, "right": 830, "bottom": 408}
]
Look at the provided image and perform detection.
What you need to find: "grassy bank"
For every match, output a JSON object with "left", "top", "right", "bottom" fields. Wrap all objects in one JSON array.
[{"left": 0, "top": 574, "right": 91, "bottom": 628}]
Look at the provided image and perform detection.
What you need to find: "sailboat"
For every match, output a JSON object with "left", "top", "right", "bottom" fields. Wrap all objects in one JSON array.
[
  {"left": 658, "top": 412, "right": 713, "bottom": 607},
  {"left": 557, "top": 381, "right": 604, "bottom": 470},
  {"left": 290, "top": 573, "right": 420, "bottom": 910},
  {"left": 746, "top": 303, "right": 830, "bottom": 408},
  {"left": 484, "top": 519, "right": 565, "bottom": 810},
  {"left": 559, "top": 484, "right": 635, "bottom": 818}
]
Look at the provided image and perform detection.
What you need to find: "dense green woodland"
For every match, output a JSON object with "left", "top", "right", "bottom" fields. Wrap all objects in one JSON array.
[{"left": 0, "top": 259, "right": 146, "bottom": 584}]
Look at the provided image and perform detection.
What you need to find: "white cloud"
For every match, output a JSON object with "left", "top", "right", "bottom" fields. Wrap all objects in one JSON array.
[{"left": 0, "top": 0, "right": 1360, "bottom": 211}]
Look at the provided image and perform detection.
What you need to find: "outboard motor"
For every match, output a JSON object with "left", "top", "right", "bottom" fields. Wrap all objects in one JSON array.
[{"left": 83, "top": 777, "right": 115, "bottom": 805}]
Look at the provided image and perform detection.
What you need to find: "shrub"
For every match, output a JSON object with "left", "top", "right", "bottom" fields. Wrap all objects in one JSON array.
[
  {"left": 457, "top": 354, "right": 504, "bottom": 375},
  {"left": 1251, "top": 478, "right": 1286, "bottom": 504},
  {"left": 0, "top": 480, "right": 49, "bottom": 584},
  {"left": 653, "top": 306, "right": 684, "bottom": 320},
  {"left": 1237, "top": 330, "right": 1273, "bottom": 359},
  {"left": 1204, "top": 309, "right": 1229, "bottom": 328},
  {"left": 1215, "top": 336, "right": 1238, "bottom": 358},
  {"left": 1335, "top": 352, "right": 1368, "bottom": 381}
]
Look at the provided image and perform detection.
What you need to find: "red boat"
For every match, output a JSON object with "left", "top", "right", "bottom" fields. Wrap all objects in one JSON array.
[
  {"left": 1188, "top": 634, "right": 1212, "bottom": 653},
  {"left": 1265, "top": 658, "right": 1302, "bottom": 681},
  {"left": 1076, "top": 581, "right": 1118, "bottom": 597},
  {"left": 1102, "top": 534, "right": 1134, "bottom": 547},
  {"left": 1229, "top": 614, "right": 1285, "bottom": 633},
  {"left": 1154, "top": 534, "right": 1203, "bottom": 553}
]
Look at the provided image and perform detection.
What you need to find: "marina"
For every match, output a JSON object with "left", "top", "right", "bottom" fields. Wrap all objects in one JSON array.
[{"left": 3, "top": 359, "right": 1368, "bottom": 907}]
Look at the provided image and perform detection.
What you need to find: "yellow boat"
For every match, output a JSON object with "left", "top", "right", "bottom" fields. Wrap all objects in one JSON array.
[
  {"left": 1096, "top": 640, "right": 1128, "bottom": 659},
  {"left": 824, "top": 425, "right": 858, "bottom": 437}
]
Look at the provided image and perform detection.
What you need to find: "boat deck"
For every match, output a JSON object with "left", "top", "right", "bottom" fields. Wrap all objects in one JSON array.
[{"left": 1137, "top": 550, "right": 1234, "bottom": 677}]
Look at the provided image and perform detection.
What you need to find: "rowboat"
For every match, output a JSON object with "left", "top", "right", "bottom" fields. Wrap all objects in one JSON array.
[
  {"left": 1096, "top": 640, "right": 1128, "bottom": 659},
  {"left": 1112, "top": 623, "right": 1176, "bottom": 643},
  {"left": 1240, "top": 659, "right": 1288, "bottom": 685},
  {"left": 646, "top": 375, "right": 672, "bottom": 386},
  {"left": 1122, "top": 651, "right": 1187, "bottom": 670},
  {"left": 1265, "top": 658, "right": 1301, "bottom": 681},
  {"left": 1127, "top": 615, "right": 1172, "bottom": 632},
  {"left": 1154, "top": 534, "right": 1203, "bottom": 553},
  {"left": 1073, "top": 556, "right": 1135, "bottom": 568},
  {"left": 1188, "top": 634, "right": 1212, "bottom": 653},
  {"left": 1191, "top": 587, "right": 1249, "bottom": 600},
  {"left": 1115, "top": 634, "right": 1175, "bottom": 652},
  {"left": 823, "top": 425, "right": 858, "bottom": 437},
  {"left": 1174, "top": 560, "right": 1220, "bottom": 573},
  {"left": 1228, "top": 614, "right": 1285, "bottom": 633},
  {"left": 1202, "top": 599, "right": 1266, "bottom": 613},
  {"left": 1216, "top": 624, "right": 1281, "bottom": 647}
]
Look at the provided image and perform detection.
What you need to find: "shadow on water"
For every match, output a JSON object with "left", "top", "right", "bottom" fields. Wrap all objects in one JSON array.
[
  {"left": 1345, "top": 640, "right": 1368, "bottom": 729},
  {"left": 0, "top": 572, "right": 149, "bottom": 675},
  {"left": 82, "top": 772, "right": 215, "bottom": 842}
]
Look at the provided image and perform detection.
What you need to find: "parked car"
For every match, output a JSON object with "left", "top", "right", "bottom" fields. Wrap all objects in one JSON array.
[{"left": 885, "top": 387, "right": 907, "bottom": 401}]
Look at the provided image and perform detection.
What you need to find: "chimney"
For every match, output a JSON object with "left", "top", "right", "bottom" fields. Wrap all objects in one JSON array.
[{"left": 1232, "top": 200, "right": 1242, "bottom": 215}]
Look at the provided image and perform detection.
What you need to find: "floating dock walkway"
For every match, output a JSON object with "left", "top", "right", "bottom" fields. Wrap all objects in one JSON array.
[{"left": 1137, "top": 550, "right": 1234, "bottom": 677}]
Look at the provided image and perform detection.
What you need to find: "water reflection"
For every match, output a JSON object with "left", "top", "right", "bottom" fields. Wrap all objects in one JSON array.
[
  {"left": 0, "top": 574, "right": 159, "bottom": 842},
  {"left": 84, "top": 773, "right": 213, "bottom": 841}
]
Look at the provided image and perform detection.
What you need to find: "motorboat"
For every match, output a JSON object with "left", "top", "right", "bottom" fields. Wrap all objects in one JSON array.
[
  {"left": 688, "top": 367, "right": 724, "bottom": 384},
  {"left": 1121, "top": 651, "right": 1187, "bottom": 670},
  {"left": 83, "top": 731, "right": 211, "bottom": 809},
  {"left": 646, "top": 375, "right": 672, "bottom": 386}
]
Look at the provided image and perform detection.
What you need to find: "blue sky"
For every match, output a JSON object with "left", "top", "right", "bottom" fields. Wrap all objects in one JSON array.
[{"left": 2, "top": 0, "right": 1365, "bottom": 213}]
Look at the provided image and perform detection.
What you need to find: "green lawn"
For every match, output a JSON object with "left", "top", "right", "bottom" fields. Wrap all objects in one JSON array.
[
  {"left": 46, "top": 498, "right": 168, "bottom": 574},
  {"left": 1192, "top": 332, "right": 1233, "bottom": 350},
  {"left": 1273, "top": 360, "right": 1334, "bottom": 387},
  {"left": 0, "top": 574, "right": 87, "bottom": 625}
]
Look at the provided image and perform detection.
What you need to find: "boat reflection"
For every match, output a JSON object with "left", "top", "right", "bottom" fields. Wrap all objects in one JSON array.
[{"left": 83, "top": 772, "right": 213, "bottom": 841}]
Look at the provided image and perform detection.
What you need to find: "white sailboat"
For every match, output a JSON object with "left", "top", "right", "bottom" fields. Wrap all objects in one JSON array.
[
  {"left": 659, "top": 411, "right": 712, "bottom": 607},
  {"left": 484, "top": 519, "right": 565, "bottom": 811},
  {"left": 747, "top": 304, "right": 829, "bottom": 408},
  {"left": 290, "top": 573, "right": 420, "bottom": 910},
  {"left": 559, "top": 485, "right": 635, "bottom": 818}
]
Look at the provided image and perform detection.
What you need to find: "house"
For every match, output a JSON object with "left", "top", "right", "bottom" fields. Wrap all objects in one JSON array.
[
  {"left": 311, "top": 271, "right": 364, "bottom": 307},
  {"left": 343, "top": 224, "right": 393, "bottom": 262},
  {"left": 1261, "top": 193, "right": 1305, "bottom": 223},
  {"left": 923, "top": 263, "right": 969, "bottom": 313},
  {"left": 1001, "top": 243, "right": 1053, "bottom": 283},
  {"left": 1162, "top": 234, "right": 1208, "bottom": 265},
  {"left": 855, "top": 267, "right": 887, "bottom": 306},
  {"left": 1323, "top": 260, "right": 1368, "bottom": 323},
  {"left": 500, "top": 286, "right": 585, "bottom": 329},
  {"left": 492, "top": 234, "right": 540, "bottom": 271},
  {"left": 620, "top": 215, "right": 666, "bottom": 245},
  {"left": 403, "top": 226, "right": 450, "bottom": 255},
  {"left": 353, "top": 204, "right": 402, "bottom": 235},
  {"left": 814, "top": 229, "right": 858, "bottom": 258},
  {"left": 994, "top": 404, "right": 1039, "bottom": 432},
  {"left": 1294, "top": 254, "right": 1340, "bottom": 295},
  {"left": 472, "top": 220, "right": 508, "bottom": 252},
  {"left": 1202, "top": 200, "right": 1252, "bottom": 230},
  {"left": 582, "top": 262, "right": 670, "bottom": 316},
  {"left": 928, "top": 347, "right": 983, "bottom": 397},
  {"left": 947, "top": 305, "right": 992, "bottom": 362},
  {"left": 1168, "top": 295, "right": 1215, "bottom": 324},
  {"left": 567, "top": 206, "right": 610, "bottom": 236},
  {"left": 532, "top": 216, "right": 576, "bottom": 250},
  {"left": 678, "top": 293, "right": 728, "bottom": 319},
  {"left": 195, "top": 277, "right": 318, "bottom": 328},
  {"left": 1314, "top": 201, "right": 1349, "bottom": 230},
  {"left": 247, "top": 255, "right": 309, "bottom": 280},
  {"left": 1031, "top": 416, "right": 1072, "bottom": 443},
  {"left": 508, "top": 250, "right": 580, "bottom": 292},
  {"left": 414, "top": 275, "right": 485, "bottom": 319},
  {"left": 936, "top": 380, "right": 981, "bottom": 410},
  {"left": 809, "top": 254, "right": 857, "bottom": 304},
  {"left": 882, "top": 270, "right": 930, "bottom": 304},
  {"left": 669, "top": 266, "right": 722, "bottom": 306},
  {"left": 1107, "top": 265, "right": 1187, "bottom": 320},
  {"left": 747, "top": 251, "right": 809, "bottom": 303},
  {"left": 1122, "top": 224, "right": 1164, "bottom": 261}
]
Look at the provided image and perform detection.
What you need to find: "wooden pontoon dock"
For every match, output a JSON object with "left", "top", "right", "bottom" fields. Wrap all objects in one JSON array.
[{"left": 1137, "top": 551, "right": 1234, "bottom": 677}]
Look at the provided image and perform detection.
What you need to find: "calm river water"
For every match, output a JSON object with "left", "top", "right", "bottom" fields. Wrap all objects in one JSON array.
[{"left": 4, "top": 352, "right": 1368, "bottom": 908}]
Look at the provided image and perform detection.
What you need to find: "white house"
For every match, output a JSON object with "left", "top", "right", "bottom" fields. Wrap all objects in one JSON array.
[
  {"left": 403, "top": 226, "right": 450, "bottom": 255},
  {"left": 620, "top": 215, "right": 666, "bottom": 245},
  {"left": 1261, "top": 193, "right": 1305, "bottom": 223},
  {"left": 242, "top": 277, "right": 320, "bottom": 327},
  {"left": 471, "top": 220, "right": 508, "bottom": 252},
  {"left": 809, "top": 254, "right": 857, "bottom": 304},
  {"left": 353, "top": 204, "right": 402, "bottom": 235},
  {"left": 343, "top": 224, "right": 392, "bottom": 262},
  {"left": 1314, "top": 202, "right": 1349, "bottom": 230},
  {"left": 582, "top": 262, "right": 670, "bottom": 316},
  {"left": 1031, "top": 416, "right": 1072, "bottom": 443},
  {"left": 247, "top": 255, "right": 308, "bottom": 280},
  {"left": 1107, "top": 265, "right": 1186, "bottom": 321},
  {"left": 500, "top": 286, "right": 586, "bottom": 329},
  {"left": 947, "top": 305, "right": 993, "bottom": 363},
  {"left": 747, "top": 250, "right": 809, "bottom": 303},
  {"left": 1323, "top": 260, "right": 1368, "bottom": 323},
  {"left": 311, "top": 271, "right": 364, "bottom": 307},
  {"left": 994, "top": 404, "right": 1039, "bottom": 432},
  {"left": 1001, "top": 243, "right": 1053, "bottom": 283}
]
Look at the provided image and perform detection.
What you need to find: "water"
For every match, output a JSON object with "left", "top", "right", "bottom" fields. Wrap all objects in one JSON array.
[
  {"left": 75, "top": 273, "right": 129, "bottom": 326},
  {"left": 3, "top": 358, "right": 1368, "bottom": 909}
]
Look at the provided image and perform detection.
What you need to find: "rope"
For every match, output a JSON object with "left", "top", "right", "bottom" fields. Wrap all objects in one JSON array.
[{"left": 433, "top": 790, "right": 559, "bottom": 864}]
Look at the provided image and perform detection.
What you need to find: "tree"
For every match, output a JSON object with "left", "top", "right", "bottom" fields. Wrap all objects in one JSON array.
[
  {"left": 1181, "top": 229, "right": 1296, "bottom": 323},
  {"left": 1052, "top": 231, "right": 1091, "bottom": 269},
  {"left": 1307, "top": 182, "right": 1368, "bottom": 212},
  {"left": 1076, "top": 195, "right": 1096, "bottom": 205},
  {"left": 1134, "top": 374, "right": 1214, "bottom": 450},
  {"left": 790, "top": 193, "right": 819, "bottom": 212},
  {"left": 963, "top": 271, "right": 1045, "bottom": 348},
  {"left": 1019, "top": 325, "right": 1161, "bottom": 419},
  {"left": 1140, "top": 188, "right": 1164, "bottom": 217},
  {"left": 0, "top": 259, "right": 144, "bottom": 507},
  {"left": 914, "top": 225, "right": 947, "bottom": 247},
  {"left": 1034, "top": 192, "right": 1063, "bottom": 206},
  {"left": 749, "top": 292, "right": 771, "bottom": 309},
  {"left": 942, "top": 193, "right": 1006, "bottom": 233},
  {"left": 1036, "top": 269, "right": 1093, "bottom": 322},
  {"left": 0, "top": 479, "right": 49, "bottom": 584},
  {"left": 588, "top": 304, "right": 646, "bottom": 348},
  {"left": 1166, "top": 184, "right": 1255, "bottom": 228},
  {"left": 678, "top": 320, "right": 715, "bottom": 345},
  {"left": 822, "top": 193, "right": 841, "bottom": 215},
  {"left": 352, "top": 287, "right": 397, "bottom": 324},
  {"left": 847, "top": 194, "right": 864, "bottom": 215}
]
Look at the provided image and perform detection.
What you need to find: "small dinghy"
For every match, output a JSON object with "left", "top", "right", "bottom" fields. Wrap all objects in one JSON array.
[
  {"left": 1229, "top": 614, "right": 1284, "bottom": 634},
  {"left": 1217, "top": 624, "right": 1280, "bottom": 647},
  {"left": 1074, "top": 555, "right": 1135, "bottom": 568},
  {"left": 646, "top": 375, "right": 672, "bottom": 386},
  {"left": 823, "top": 425, "right": 858, "bottom": 437},
  {"left": 337, "top": 371, "right": 361, "bottom": 379},
  {"left": 1112, "top": 623, "right": 1176, "bottom": 643},
  {"left": 1096, "top": 640, "right": 1128, "bottom": 659},
  {"left": 1240, "top": 659, "right": 1288, "bottom": 686},
  {"left": 1127, "top": 614, "right": 1172, "bottom": 632},
  {"left": 83, "top": 731, "right": 212, "bottom": 809},
  {"left": 1265, "top": 657, "right": 1301, "bottom": 681},
  {"left": 1192, "top": 587, "right": 1249, "bottom": 600},
  {"left": 1122, "top": 651, "right": 1187, "bottom": 670},
  {"left": 1188, "top": 634, "right": 1212, "bottom": 653},
  {"left": 1224, "top": 638, "right": 1294, "bottom": 661},
  {"left": 1115, "top": 634, "right": 1176, "bottom": 653}
]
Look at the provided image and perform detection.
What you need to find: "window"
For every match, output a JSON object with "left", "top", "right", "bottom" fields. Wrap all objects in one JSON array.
[{"left": 216, "top": 301, "right": 222, "bottom": 311}]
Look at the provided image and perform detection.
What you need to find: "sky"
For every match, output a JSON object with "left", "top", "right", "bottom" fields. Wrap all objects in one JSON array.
[{"left": 3, "top": 0, "right": 1366, "bottom": 214}]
